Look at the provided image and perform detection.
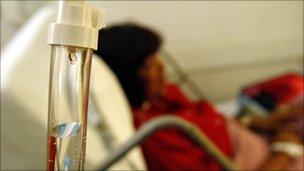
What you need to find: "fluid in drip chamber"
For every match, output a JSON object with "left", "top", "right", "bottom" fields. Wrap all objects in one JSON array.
[{"left": 47, "top": 122, "right": 84, "bottom": 171}]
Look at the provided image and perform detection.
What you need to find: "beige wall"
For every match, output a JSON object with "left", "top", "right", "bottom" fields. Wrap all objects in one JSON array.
[
  {"left": 2, "top": 1, "right": 303, "bottom": 101},
  {"left": 1, "top": 1, "right": 48, "bottom": 48},
  {"left": 91, "top": 1, "right": 303, "bottom": 102}
]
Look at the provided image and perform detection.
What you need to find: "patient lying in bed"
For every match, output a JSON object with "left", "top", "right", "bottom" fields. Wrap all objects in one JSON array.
[{"left": 94, "top": 22, "right": 303, "bottom": 171}]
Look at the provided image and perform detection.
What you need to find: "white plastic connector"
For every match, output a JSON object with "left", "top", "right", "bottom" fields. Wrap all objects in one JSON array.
[{"left": 47, "top": 0, "right": 105, "bottom": 50}]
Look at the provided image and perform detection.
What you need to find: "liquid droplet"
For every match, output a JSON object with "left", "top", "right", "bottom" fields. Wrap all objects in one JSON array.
[{"left": 69, "top": 53, "right": 77, "bottom": 64}]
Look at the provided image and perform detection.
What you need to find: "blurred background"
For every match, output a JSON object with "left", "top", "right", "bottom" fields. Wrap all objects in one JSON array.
[
  {"left": 2, "top": 1, "right": 303, "bottom": 102},
  {"left": 1, "top": 1, "right": 304, "bottom": 170},
  {"left": 1, "top": 1, "right": 303, "bottom": 170}
]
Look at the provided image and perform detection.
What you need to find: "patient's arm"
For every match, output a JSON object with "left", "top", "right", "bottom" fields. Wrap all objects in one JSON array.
[
  {"left": 229, "top": 120, "right": 303, "bottom": 171},
  {"left": 229, "top": 120, "right": 270, "bottom": 170},
  {"left": 245, "top": 100, "right": 303, "bottom": 170},
  {"left": 259, "top": 129, "right": 301, "bottom": 170}
]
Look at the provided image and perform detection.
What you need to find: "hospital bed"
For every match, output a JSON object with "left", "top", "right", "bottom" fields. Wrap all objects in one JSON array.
[{"left": 1, "top": 6, "right": 238, "bottom": 170}]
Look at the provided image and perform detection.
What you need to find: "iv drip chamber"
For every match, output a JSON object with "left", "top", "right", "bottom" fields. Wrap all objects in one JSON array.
[{"left": 46, "top": 1, "right": 105, "bottom": 170}]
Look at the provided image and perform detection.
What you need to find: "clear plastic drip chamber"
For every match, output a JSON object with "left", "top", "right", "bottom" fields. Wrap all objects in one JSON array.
[
  {"left": 46, "top": 1, "right": 105, "bottom": 170},
  {"left": 47, "top": 0, "right": 106, "bottom": 50},
  {"left": 47, "top": 46, "right": 93, "bottom": 171}
]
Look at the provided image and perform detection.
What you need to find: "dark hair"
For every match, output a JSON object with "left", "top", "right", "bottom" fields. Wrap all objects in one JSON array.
[{"left": 94, "top": 23, "right": 162, "bottom": 107}]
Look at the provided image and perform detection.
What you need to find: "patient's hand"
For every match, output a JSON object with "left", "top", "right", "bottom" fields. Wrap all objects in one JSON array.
[{"left": 248, "top": 100, "right": 303, "bottom": 134}]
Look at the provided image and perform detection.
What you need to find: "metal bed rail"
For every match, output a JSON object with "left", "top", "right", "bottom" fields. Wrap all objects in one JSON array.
[{"left": 98, "top": 115, "right": 237, "bottom": 171}]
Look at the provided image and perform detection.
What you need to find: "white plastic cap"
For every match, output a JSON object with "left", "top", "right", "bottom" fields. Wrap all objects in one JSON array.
[{"left": 47, "top": 0, "right": 105, "bottom": 50}]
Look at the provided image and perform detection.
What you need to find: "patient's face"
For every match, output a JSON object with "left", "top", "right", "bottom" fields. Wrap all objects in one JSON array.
[{"left": 138, "top": 55, "right": 166, "bottom": 101}]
